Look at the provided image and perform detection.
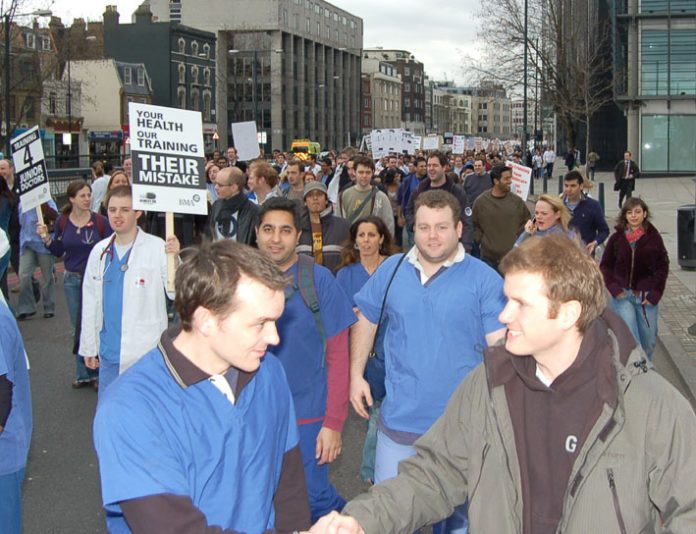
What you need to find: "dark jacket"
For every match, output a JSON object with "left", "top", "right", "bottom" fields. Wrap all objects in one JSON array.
[
  {"left": 207, "top": 195, "right": 259, "bottom": 246},
  {"left": 565, "top": 194, "right": 609, "bottom": 246},
  {"left": 405, "top": 176, "right": 472, "bottom": 251},
  {"left": 297, "top": 207, "right": 350, "bottom": 273},
  {"left": 599, "top": 222, "right": 669, "bottom": 305},
  {"left": 613, "top": 160, "right": 640, "bottom": 182}
]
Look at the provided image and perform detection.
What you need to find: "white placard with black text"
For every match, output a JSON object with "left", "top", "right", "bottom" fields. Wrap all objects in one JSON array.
[
  {"left": 129, "top": 102, "right": 206, "bottom": 215},
  {"left": 11, "top": 126, "right": 50, "bottom": 211}
]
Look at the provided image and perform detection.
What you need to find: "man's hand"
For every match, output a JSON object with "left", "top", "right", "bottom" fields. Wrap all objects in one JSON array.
[
  {"left": 84, "top": 356, "right": 100, "bottom": 370},
  {"left": 316, "top": 427, "right": 342, "bottom": 465},
  {"left": 585, "top": 241, "right": 597, "bottom": 255},
  {"left": 165, "top": 235, "right": 181, "bottom": 255},
  {"left": 309, "top": 511, "right": 365, "bottom": 534},
  {"left": 349, "top": 376, "right": 373, "bottom": 420}
]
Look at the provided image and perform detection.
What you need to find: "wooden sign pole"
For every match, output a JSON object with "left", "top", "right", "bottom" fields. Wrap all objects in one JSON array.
[{"left": 165, "top": 211, "right": 175, "bottom": 292}]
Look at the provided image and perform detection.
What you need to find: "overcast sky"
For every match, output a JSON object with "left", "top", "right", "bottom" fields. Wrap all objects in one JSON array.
[{"left": 43, "top": 0, "right": 479, "bottom": 84}]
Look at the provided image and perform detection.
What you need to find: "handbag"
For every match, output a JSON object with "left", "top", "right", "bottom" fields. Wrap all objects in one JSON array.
[
  {"left": 364, "top": 253, "right": 407, "bottom": 402},
  {"left": 613, "top": 181, "right": 620, "bottom": 191}
]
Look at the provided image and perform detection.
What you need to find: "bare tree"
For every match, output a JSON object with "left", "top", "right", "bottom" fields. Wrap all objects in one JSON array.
[{"left": 462, "top": 0, "right": 614, "bottom": 154}]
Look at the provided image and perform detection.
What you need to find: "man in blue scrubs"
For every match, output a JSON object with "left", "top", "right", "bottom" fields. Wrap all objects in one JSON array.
[
  {"left": 350, "top": 190, "right": 507, "bottom": 534},
  {"left": 0, "top": 291, "right": 32, "bottom": 534},
  {"left": 93, "top": 240, "right": 311, "bottom": 533},
  {"left": 256, "top": 198, "right": 355, "bottom": 522}
]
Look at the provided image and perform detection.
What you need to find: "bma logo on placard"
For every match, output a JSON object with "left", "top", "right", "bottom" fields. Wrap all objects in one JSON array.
[{"left": 179, "top": 194, "right": 201, "bottom": 207}]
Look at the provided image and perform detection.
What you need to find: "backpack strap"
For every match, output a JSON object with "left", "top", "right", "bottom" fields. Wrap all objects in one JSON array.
[{"left": 288, "top": 254, "right": 327, "bottom": 367}]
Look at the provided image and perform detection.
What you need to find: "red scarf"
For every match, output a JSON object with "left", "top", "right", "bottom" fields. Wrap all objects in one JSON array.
[{"left": 625, "top": 226, "right": 645, "bottom": 244}]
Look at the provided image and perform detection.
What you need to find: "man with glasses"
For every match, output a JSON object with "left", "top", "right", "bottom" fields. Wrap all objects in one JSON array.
[{"left": 209, "top": 166, "right": 258, "bottom": 245}]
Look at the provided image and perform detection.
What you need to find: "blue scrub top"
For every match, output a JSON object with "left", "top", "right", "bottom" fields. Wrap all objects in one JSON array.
[
  {"left": 99, "top": 245, "right": 130, "bottom": 364},
  {"left": 0, "top": 301, "right": 32, "bottom": 475},
  {"left": 273, "top": 261, "right": 356, "bottom": 421},
  {"left": 355, "top": 253, "right": 506, "bottom": 436},
  {"left": 336, "top": 262, "right": 370, "bottom": 307},
  {"left": 94, "top": 348, "right": 298, "bottom": 534}
]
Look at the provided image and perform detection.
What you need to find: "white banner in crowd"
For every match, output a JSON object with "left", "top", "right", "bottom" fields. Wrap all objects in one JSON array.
[
  {"left": 231, "top": 121, "right": 260, "bottom": 161},
  {"left": 369, "top": 129, "right": 421, "bottom": 158},
  {"left": 11, "top": 125, "right": 50, "bottom": 211},
  {"left": 506, "top": 161, "right": 533, "bottom": 202},
  {"left": 452, "top": 135, "right": 466, "bottom": 155},
  {"left": 411, "top": 135, "right": 422, "bottom": 151},
  {"left": 422, "top": 135, "right": 440, "bottom": 151},
  {"left": 129, "top": 102, "right": 206, "bottom": 215}
]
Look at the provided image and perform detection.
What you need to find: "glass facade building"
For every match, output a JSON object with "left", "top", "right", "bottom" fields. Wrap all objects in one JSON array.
[{"left": 612, "top": 0, "right": 696, "bottom": 172}]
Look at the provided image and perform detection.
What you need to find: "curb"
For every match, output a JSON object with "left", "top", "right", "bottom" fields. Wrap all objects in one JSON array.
[{"left": 657, "top": 315, "right": 696, "bottom": 410}]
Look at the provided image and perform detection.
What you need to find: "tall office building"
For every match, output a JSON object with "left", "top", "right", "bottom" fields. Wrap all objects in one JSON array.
[
  {"left": 612, "top": 0, "right": 696, "bottom": 173},
  {"left": 149, "top": 0, "right": 363, "bottom": 152}
]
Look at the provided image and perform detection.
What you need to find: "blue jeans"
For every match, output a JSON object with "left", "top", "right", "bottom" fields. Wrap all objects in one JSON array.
[
  {"left": 0, "top": 467, "right": 25, "bottom": 534},
  {"left": 360, "top": 401, "right": 381, "bottom": 482},
  {"left": 64, "top": 272, "right": 98, "bottom": 383},
  {"left": 375, "top": 430, "right": 468, "bottom": 534},
  {"left": 611, "top": 292, "right": 658, "bottom": 360},
  {"left": 18, "top": 249, "right": 54, "bottom": 315}
]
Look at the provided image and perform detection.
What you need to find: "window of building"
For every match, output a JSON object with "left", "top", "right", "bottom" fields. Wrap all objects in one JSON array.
[
  {"left": 641, "top": 29, "right": 696, "bottom": 96},
  {"left": 641, "top": 114, "right": 696, "bottom": 171},
  {"left": 49, "top": 92, "right": 57, "bottom": 114},
  {"left": 326, "top": 27, "right": 330, "bottom": 39},
  {"left": 178, "top": 63, "right": 186, "bottom": 84},
  {"left": 641, "top": 0, "right": 696, "bottom": 13},
  {"left": 317, "top": 21, "right": 321, "bottom": 36},
  {"left": 178, "top": 38, "right": 185, "bottom": 54},
  {"left": 137, "top": 67, "right": 145, "bottom": 86},
  {"left": 203, "top": 91, "right": 212, "bottom": 121},
  {"left": 41, "top": 36, "right": 51, "bottom": 51},
  {"left": 306, "top": 18, "right": 311, "bottom": 32},
  {"left": 282, "top": 8, "right": 288, "bottom": 25},
  {"left": 204, "top": 68, "right": 211, "bottom": 86},
  {"left": 25, "top": 33, "right": 35, "bottom": 49},
  {"left": 191, "top": 41, "right": 199, "bottom": 56},
  {"left": 124, "top": 66, "right": 132, "bottom": 85},
  {"left": 191, "top": 65, "right": 199, "bottom": 84},
  {"left": 404, "top": 66, "right": 410, "bottom": 76},
  {"left": 203, "top": 43, "right": 211, "bottom": 59},
  {"left": 191, "top": 88, "right": 200, "bottom": 111},
  {"left": 405, "top": 97, "right": 411, "bottom": 108},
  {"left": 178, "top": 87, "right": 186, "bottom": 109}
]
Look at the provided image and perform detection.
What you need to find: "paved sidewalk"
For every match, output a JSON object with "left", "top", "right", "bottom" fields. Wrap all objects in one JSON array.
[{"left": 567, "top": 167, "right": 696, "bottom": 403}]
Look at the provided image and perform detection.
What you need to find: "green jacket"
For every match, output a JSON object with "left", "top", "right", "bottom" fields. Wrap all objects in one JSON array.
[{"left": 344, "top": 313, "right": 696, "bottom": 533}]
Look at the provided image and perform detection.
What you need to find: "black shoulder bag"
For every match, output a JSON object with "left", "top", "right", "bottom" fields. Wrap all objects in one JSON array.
[{"left": 364, "top": 253, "right": 408, "bottom": 402}]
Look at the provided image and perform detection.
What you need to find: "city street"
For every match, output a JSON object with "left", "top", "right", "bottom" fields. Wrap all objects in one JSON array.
[{"left": 9, "top": 251, "right": 692, "bottom": 532}]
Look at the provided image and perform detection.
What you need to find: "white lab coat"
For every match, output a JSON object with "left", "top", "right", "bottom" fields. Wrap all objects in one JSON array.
[{"left": 79, "top": 231, "right": 172, "bottom": 374}]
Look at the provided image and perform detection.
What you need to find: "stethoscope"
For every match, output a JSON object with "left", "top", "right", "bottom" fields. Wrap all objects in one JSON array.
[{"left": 100, "top": 229, "right": 138, "bottom": 275}]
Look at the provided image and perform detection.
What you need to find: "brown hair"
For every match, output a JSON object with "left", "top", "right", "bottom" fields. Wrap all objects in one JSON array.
[
  {"left": 92, "top": 161, "right": 104, "bottom": 178},
  {"left": 107, "top": 170, "right": 129, "bottom": 190},
  {"left": 353, "top": 155, "right": 375, "bottom": 172},
  {"left": 537, "top": 194, "right": 571, "bottom": 232},
  {"left": 286, "top": 158, "right": 304, "bottom": 173},
  {"left": 499, "top": 235, "right": 606, "bottom": 333},
  {"left": 175, "top": 240, "right": 289, "bottom": 332},
  {"left": 414, "top": 189, "right": 461, "bottom": 225},
  {"left": 61, "top": 179, "right": 92, "bottom": 215},
  {"left": 337, "top": 215, "right": 398, "bottom": 269},
  {"left": 251, "top": 161, "right": 279, "bottom": 188},
  {"left": 616, "top": 197, "right": 650, "bottom": 231},
  {"left": 104, "top": 184, "right": 133, "bottom": 208}
]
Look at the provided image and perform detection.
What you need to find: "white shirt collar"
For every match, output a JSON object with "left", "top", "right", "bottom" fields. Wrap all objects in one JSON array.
[{"left": 406, "top": 242, "right": 466, "bottom": 285}]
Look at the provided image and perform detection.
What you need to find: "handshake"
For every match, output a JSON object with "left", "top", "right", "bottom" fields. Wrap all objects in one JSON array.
[{"left": 297, "top": 511, "right": 365, "bottom": 534}]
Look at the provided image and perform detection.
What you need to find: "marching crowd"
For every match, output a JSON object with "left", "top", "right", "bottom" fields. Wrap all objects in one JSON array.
[{"left": 1, "top": 143, "right": 694, "bottom": 534}]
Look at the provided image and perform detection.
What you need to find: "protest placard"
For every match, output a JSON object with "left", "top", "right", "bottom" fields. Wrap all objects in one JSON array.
[
  {"left": 231, "top": 121, "right": 260, "bottom": 161},
  {"left": 130, "top": 102, "right": 206, "bottom": 290},
  {"left": 423, "top": 135, "right": 440, "bottom": 151},
  {"left": 506, "top": 161, "right": 533, "bottom": 201},
  {"left": 130, "top": 102, "right": 206, "bottom": 216},
  {"left": 452, "top": 135, "right": 465, "bottom": 154},
  {"left": 11, "top": 126, "right": 50, "bottom": 212}
]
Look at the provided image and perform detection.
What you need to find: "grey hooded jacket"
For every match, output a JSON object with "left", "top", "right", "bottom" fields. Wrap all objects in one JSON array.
[{"left": 344, "top": 311, "right": 696, "bottom": 533}]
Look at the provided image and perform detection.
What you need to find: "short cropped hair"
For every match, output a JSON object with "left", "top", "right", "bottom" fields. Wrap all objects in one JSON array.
[
  {"left": 499, "top": 235, "right": 606, "bottom": 333},
  {"left": 414, "top": 189, "right": 461, "bottom": 225},
  {"left": 287, "top": 158, "right": 304, "bottom": 173},
  {"left": 175, "top": 240, "right": 289, "bottom": 332},
  {"left": 564, "top": 170, "right": 584, "bottom": 184},
  {"left": 427, "top": 151, "right": 448, "bottom": 167},
  {"left": 257, "top": 197, "right": 301, "bottom": 231},
  {"left": 353, "top": 155, "right": 375, "bottom": 172},
  {"left": 490, "top": 164, "right": 511, "bottom": 185},
  {"left": 252, "top": 161, "right": 279, "bottom": 188},
  {"left": 105, "top": 185, "right": 133, "bottom": 207}
]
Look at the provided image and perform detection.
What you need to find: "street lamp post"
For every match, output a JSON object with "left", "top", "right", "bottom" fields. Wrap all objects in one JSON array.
[
  {"left": 3, "top": 9, "right": 51, "bottom": 157},
  {"left": 522, "top": 0, "right": 529, "bottom": 155}
]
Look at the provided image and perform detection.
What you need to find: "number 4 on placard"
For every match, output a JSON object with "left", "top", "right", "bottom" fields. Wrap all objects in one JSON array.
[{"left": 23, "top": 145, "right": 33, "bottom": 167}]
